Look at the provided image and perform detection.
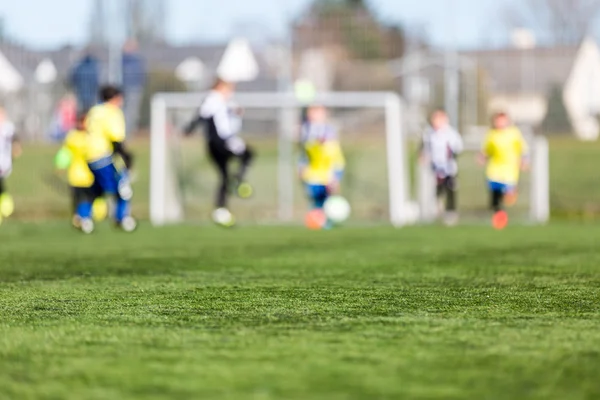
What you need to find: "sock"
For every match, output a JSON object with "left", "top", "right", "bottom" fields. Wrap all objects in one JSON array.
[{"left": 77, "top": 201, "right": 93, "bottom": 219}]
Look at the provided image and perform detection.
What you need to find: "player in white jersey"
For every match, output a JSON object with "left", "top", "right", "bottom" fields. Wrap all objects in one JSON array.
[
  {"left": 420, "top": 109, "right": 464, "bottom": 225},
  {"left": 0, "top": 107, "right": 21, "bottom": 223}
]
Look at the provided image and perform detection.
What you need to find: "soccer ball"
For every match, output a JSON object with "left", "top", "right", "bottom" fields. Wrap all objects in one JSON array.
[
  {"left": 324, "top": 196, "right": 351, "bottom": 224},
  {"left": 92, "top": 198, "right": 108, "bottom": 222},
  {"left": 212, "top": 208, "right": 235, "bottom": 227}
]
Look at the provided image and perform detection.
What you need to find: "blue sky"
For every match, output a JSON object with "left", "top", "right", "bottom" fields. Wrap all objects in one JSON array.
[{"left": 0, "top": 0, "right": 505, "bottom": 49}]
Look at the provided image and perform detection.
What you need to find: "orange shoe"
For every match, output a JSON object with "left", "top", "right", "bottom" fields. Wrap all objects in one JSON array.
[
  {"left": 492, "top": 210, "right": 509, "bottom": 230},
  {"left": 505, "top": 190, "right": 518, "bottom": 207}
]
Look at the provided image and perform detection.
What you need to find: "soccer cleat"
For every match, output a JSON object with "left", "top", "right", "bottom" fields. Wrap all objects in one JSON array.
[
  {"left": 236, "top": 182, "right": 254, "bottom": 199},
  {"left": 120, "top": 216, "right": 138, "bottom": 233},
  {"left": 80, "top": 218, "right": 95, "bottom": 235},
  {"left": 212, "top": 208, "right": 236, "bottom": 228},
  {"left": 443, "top": 212, "right": 459, "bottom": 227},
  {"left": 72, "top": 215, "right": 82, "bottom": 229},
  {"left": 492, "top": 210, "right": 509, "bottom": 230}
]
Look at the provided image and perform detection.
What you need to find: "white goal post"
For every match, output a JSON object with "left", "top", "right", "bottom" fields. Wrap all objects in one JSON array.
[{"left": 150, "top": 91, "right": 410, "bottom": 227}]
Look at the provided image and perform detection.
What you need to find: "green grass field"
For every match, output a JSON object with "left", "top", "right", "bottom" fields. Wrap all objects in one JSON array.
[{"left": 1, "top": 223, "right": 599, "bottom": 399}]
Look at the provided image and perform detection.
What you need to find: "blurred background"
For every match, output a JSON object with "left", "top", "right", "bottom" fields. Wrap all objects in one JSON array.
[{"left": 1, "top": 0, "right": 600, "bottom": 221}]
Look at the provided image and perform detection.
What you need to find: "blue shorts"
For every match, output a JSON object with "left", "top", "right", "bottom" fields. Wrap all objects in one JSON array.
[
  {"left": 488, "top": 181, "right": 514, "bottom": 193},
  {"left": 305, "top": 184, "right": 329, "bottom": 209},
  {"left": 89, "top": 159, "right": 121, "bottom": 195}
]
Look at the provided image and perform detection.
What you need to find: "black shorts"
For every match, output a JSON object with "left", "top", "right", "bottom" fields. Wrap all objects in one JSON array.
[
  {"left": 0, "top": 177, "right": 4, "bottom": 195},
  {"left": 71, "top": 186, "right": 102, "bottom": 214}
]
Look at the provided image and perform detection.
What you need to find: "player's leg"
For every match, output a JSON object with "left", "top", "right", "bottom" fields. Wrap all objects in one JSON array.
[
  {"left": 234, "top": 146, "right": 255, "bottom": 199},
  {"left": 444, "top": 176, "right": 459, "bottom": 226},
  {"left": 208, "top": 145, "right": 235, "bottom": 227},
  {"left": 213, "top": 152, "right": 230, "bottom": 210},
  {"left": 304, "top": 184, "right": 329, "bottom": 230},
  {"left": 489, "top": 182, "right": 508, "bottom": 230},
  {"left": 435, "top": 177, "right": 445, "bottom": 217},
  {"left": 73, "top": 187, "right": 95, "bottom": 234},
  {"left": 505, "top": 184, "right": 518, "bottom": 207},
  {"left": 90, "top": 163, "right": 135, "bottom": 231}
]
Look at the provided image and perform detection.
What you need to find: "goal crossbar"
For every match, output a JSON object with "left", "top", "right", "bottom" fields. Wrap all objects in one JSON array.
[{"left": 150, "top": 91, "right": 409, "bottom": 227}]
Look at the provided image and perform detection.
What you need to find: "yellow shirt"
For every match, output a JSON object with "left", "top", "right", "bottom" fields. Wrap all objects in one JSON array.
[
  {"left": 63, "top": 129, "right": 95, "bottom": 188},
  {"left": 301, "top": 140, "right": 346, "bottom": 185},
  {"left": 85, "top": 103, "right": 126, "bottom": 162},
  {"left": 482, "top": 126, "right": 528, "bottom": 185}
]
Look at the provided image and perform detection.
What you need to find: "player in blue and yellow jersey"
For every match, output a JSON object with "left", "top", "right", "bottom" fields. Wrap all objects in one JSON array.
[
  {"left": 55, "top": 111, "right": 106, "bottom": 234},
  {"left": 85, "top": 86, "right": 136, "bottom": 232},
  {"left": 299, "top": 105, "right": 345, "bottom": 219},
  {"left": 480, "top": 112, "right": 529, "bottom": 229}
]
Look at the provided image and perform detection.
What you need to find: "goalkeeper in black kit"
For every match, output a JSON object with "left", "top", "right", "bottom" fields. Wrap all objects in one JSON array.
[{"left": 184, "top": 79, "right": 254, "bottom": 227}]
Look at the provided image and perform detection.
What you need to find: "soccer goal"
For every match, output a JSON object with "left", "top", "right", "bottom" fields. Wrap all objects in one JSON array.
[
  {"left": 416, "top": 126, "right": 550, "bottom": 224},
  {"left": 150, "top": 91, "right": 412, "bottom": 226}
]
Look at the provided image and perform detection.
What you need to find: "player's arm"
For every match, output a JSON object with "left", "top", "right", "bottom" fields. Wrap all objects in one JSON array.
[
  {"left": 478, "top": 132, "right": 492, "bottom": 166},
  {"left": 183, "top": 111, "right": 204, "bottom": 136},
  {"left": 108, "top": 112, "right": 134, "bottom": 169},
  {"left": 112, "top": 142, "right": 133, "bottom": 169},
  {"left": 450, "top": 129, "right": 464, "bottom": 158}
]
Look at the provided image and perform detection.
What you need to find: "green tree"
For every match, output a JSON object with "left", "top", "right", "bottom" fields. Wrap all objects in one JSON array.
[
  {"left": 541, "top": 84, "right": 572, "bottom": 134},
  {"left": 297, "top": 0, "right": 406, "bottom": 60},
  {"left": 139, "top": 70, "right": 187, "bottom": 129}
]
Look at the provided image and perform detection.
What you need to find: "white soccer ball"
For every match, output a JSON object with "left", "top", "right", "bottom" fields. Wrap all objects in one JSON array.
[
  {"left": 324, "top": 196, "right": 351, "bottom": 224},
  {"left": 212, "top": 208, "right": 235, "bottom": 227}
]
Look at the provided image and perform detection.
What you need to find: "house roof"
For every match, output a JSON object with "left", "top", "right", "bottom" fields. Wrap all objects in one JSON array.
[
  {"left": 463, "top": 46, "right": 580, "bottom": 94},
  {"left": 0, "top": 42, "right": 278, "bottom": 92},
  {"left": 0, "top": 42, "right": 45, "bottom": 80}
]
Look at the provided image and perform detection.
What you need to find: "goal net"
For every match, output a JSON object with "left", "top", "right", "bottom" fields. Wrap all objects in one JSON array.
[{"left": 150, "top": 92, "right": 411, "bottom": 226}]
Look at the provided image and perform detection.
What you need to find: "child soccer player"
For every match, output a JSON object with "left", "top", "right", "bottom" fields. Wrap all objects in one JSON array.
[
  {"left": 420, "top": 109, "right": 464, "bottom": 226},
  {"left": 480, "top": 112, "right": 529, "bottom": 230},
  {"left": 55, "top": 111, "right": 105, "bottom": 233},
  {"left": 184, "top": 79, "right": 254, "bottom": 227},
  {"left": 299, "top": 105, "right": 345, "bottom": 226},
  {"left": 85, "top": 86, "right": 136, "bottom": 232},
  {"left": 0, "top": 107, "right": 21, "bottom": 225}
]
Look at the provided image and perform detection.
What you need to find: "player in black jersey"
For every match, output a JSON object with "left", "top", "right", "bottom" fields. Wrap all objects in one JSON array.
[{"left": 184, "top": 79, "right": 254, "bottom": 226}]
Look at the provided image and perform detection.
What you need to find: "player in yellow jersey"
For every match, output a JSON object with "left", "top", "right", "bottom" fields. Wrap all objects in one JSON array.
[
  {"left": 299, "top": 105, "right": 345, "bottom": 228},
  {"left": 480, "top": 112, "right": 529, "bottom": 229},
  {"left": 55, "top": 112, "right": 106, "bottom": 234},
  {"left": 85, "top": 86, "right": 136, "bottom": 232}
]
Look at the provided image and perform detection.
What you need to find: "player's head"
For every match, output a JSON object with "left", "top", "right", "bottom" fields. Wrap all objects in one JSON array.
[
  {"left": 430, "top": 109, "right": 449, "bottom": 130},
  {"left": 307, "top": 105, "right": 328, "bottom": 123},
  {"left": 213, "top": 78, "right": 236, "bottom": 99},
  {"left": 76, "top": 110, "right": 88, "bottom": 131},
  {"left": 492, "top": 112, "right": 511, "bottom": 130},
  {"left": 123, "top": 39, "right": 139, "bottom": 53},
  {"left": 100, "top": 85, "right": 124, "bottom": 107}
]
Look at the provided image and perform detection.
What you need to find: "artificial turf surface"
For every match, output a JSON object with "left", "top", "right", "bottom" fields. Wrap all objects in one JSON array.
[{"left": 0, "top": 223, "right": 599, "bottom": 399}]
